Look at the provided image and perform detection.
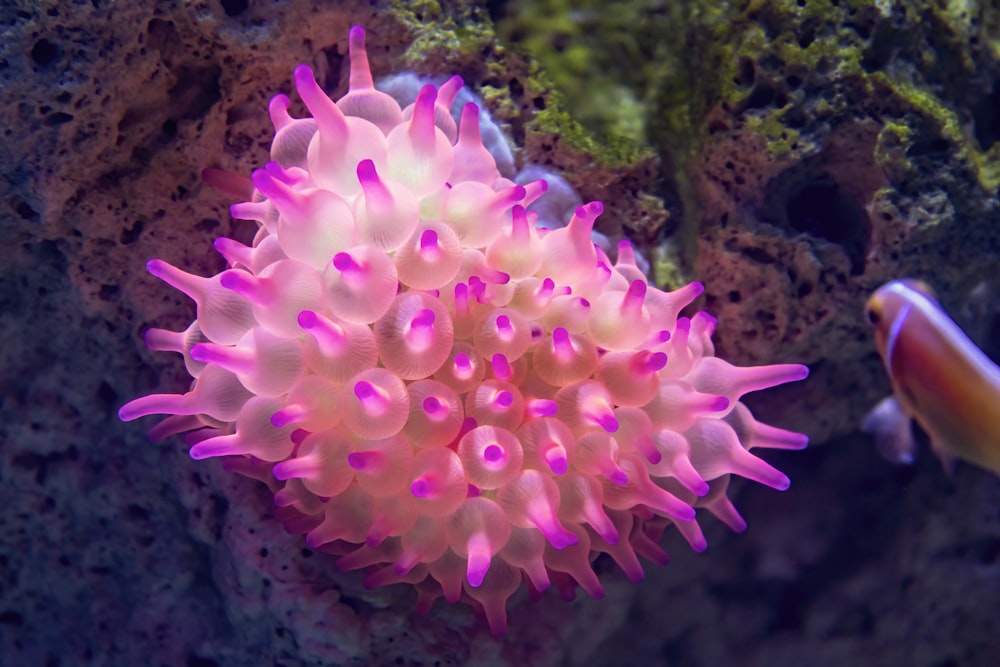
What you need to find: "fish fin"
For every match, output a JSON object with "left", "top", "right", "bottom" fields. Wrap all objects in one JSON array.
[
  {"left": 929, "top": 436, "right": 958, "bottom": 478},
  {"left": 898, "top": 278, "right": 938, "bottom": 304},
  {"left": 861, "top": 396, "right": 917, "bottom": 465}
]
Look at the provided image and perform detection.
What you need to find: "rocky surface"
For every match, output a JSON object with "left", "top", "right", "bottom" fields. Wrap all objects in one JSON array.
[
  {"left": 685, "top": 2, "right": 1000, "bottom": 446},
  {"left": 3, "top": 0, "right": 1000, "bottom": 666},
  {"left": 501, "top": 0, "right": 1000, "bottom": 443}
]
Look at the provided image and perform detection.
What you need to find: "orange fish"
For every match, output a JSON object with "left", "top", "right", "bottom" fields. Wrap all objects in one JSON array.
[{"left": 862, "top": 279, "right": 1000, "bottom": 475}]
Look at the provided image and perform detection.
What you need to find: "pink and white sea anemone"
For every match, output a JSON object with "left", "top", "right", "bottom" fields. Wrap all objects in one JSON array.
[{"left": 120, "top": 25, "right": 809, "bottom": 635}]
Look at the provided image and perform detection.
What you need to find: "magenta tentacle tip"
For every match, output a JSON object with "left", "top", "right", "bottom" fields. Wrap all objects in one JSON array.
[
  {"left": 710, "top": 396, "right": 730, "bottom": 412},
  {"left": 297, "top": 310, "right": 318, "bottom": 329},
  {"left": 609, "top": 470, "right": 628, "bottom": 486},
  {"left": 333, "top": 252, "right": 360, "bottom": 273},
  {"left": 357, "top": 158, "right": 378, "bottom": 182}
]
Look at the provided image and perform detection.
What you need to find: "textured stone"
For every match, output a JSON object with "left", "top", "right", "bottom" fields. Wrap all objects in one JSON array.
[{"left": 5, "top": 0, "right": 1000, "bottom": 666}]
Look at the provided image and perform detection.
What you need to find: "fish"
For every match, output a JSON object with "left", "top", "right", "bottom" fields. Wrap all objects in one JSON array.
[{"left": 861, "top": 278, "right": 1000, "bottom": 476}]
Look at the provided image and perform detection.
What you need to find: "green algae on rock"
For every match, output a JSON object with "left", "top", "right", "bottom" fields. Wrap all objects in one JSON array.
[{"left": 501, "top": 0, "right": 1000, "bottom": 443}]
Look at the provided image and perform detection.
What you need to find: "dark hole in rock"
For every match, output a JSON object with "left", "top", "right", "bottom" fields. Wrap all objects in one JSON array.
[
  {"left": 33, "top": 239, "right": 66, "bottom": 272},
  {"left": 169, "top": 65, "right": 222, "bottom": 120},
  {"left": 146, "top": 18, "right": 179, "bottom": 53},
  {"left": 906, "top": 135, "right": 951, "bottom": 157},
  {"left": 971, "top": 80, "right": 1000, "bottom": 151},
  {"left": 861, "top": 23, "right": 896, "bottom": 73},
  {"left": 320, "top": 46, "right": 345, "bottom": 93},
  {"left": 120, "top": 219, "right": 144, "bottom": 244},
  {"left": 509, "top": 77, "right": 524, "bottom": 99},
  {"left": 162, "top": 118, "right": 178, "bottom": 139},
  {"left": 485, "top": 0, "right": 508, "bottom": 23},
  {"left": 735, "top": 57, "right": 755, "bottom": 88},
  {"left": 43, "top": 111, "right": 74, "bottom": 126},
  {"left": 0, "top": 610, "right": 24, "bottom": 625},
  {"left": 195, "top": 218, "right": 219, "bottom": 233},
  {"left": 785, "top": 180, "right": 869, "bottom": 274},
  {"left": 99, "top": 284, "right": 119, "bottom": 301},
  {"left": 745, "top": 83, "right": 776, "bottom": 110},
  {"left": 848, "top": 21, "right": 871, "bottom": 40},
  {"left": 187, "top": 654, "right": 220, "bottom": 667},
  {"left": 783, "top": 106, "right": 807, "bottom": 129},
  {"left": 12, "top": 196, "right": 40, "bottom": 222},
  {"left": 552, "top": 32, "right": 572, "bottom": 54},
  {"left": 31, "top": 38, "right": 60, "bottom": 66},
  {"left": 220, "top": 0, "right": 249, "bottom": 17},
  {"left": 97, "top": 380, "right": 118, "bottom": 411}
]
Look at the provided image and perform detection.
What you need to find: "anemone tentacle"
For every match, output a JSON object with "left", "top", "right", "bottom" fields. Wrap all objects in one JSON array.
[{"left": 120, "top": 25, "right": 808, "bottom": 636}]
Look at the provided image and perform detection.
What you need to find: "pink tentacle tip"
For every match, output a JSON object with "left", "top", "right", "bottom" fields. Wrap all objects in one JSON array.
[
  {"left": 422, "top": 396, "right": 443, "bottom": 415},
  {"left": 409, "top": 85, "right": 439, "bottom": 147},
  {"left": 268, "top": 94, "right": 292, "bottom": 127},
  {"left": 411, "top": 309, "right": 435, "bottom": 329},
  {"left": 596, "top": 413, "right": 619, "bottom": 433},
  {"left": 483, "top": 444, "right": 504, "bottom": 463},
  {"left": 495, "top": 315, "right": 513, "bottom": 337},
  {"left": 634, "top": 350, "right": 667, "bottom": 374},
  {"left": 293, "top": 63, "right": 313, "bottom": 85},
  {"left": 356, "top": 158, "right": 379, "bottom": 185},
  {"left": 773, "top": 473, "right": 792, "bottom": 492},
  {"left": 787, "top": 364, "right": 811, "bottom": 382},
  {"left": 492, "top": 354, "right": 513, "bottom": 381},
  {"left": 145, "top": 258, "right": 165, "bottom": 277},
  {"left": 347, "top": 451, "right": 376, "bottom": 471},
  {"left": 410, "top": 479, "right": 430, "bottom": 498},
  {"left": 419, "top": 229, "right": 440, "bottom": 256},
  {"left": 609, "top": 469, "right": 628, "bottom": 486},
  {"left": 624, "top": 279, "right": 647, "bottom": 307},
  {"left": 546, "top": 525, "right": 579, "bottom": 550},
  {"left": 188, "top": 344, "right": 211, "bottom": 364},
  {"left": 528, "top": 399, "right": 558, "bottom": 418},
  {"left": 544, "top": 448, "right": 568, "bottom": 475},
  {"left": 297, "top": 310, "right": 318, "bottom": 329},
  {"left": 354, "top": 380, "right": 375, "bottom": 400},
  {"left": 454, "top": 353, "right": 473, "bottom": 378},
  {"left": 269, "top": 408, "right": 297, "bottom": 428},
  {"left": 333, "top": 252, "right": 362, "bottom": 274},
  {"left": 349, "top": 24, "right": 366, "bottom": 45},
  {"left": 494, "top": 391, "right": 514, "bottom": 409},
  {"left": 552, "top": 326, "right": 571, "bottom": 351}
]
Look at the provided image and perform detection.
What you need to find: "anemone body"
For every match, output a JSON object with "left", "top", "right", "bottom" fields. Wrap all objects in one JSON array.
[{"left": 120, "top": 25, "right": 809, "bottom": 636}]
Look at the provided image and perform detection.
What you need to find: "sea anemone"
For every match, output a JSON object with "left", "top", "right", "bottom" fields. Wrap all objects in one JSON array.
[{"left": 120, "top": 25, "right": 809, "bottom": 635}]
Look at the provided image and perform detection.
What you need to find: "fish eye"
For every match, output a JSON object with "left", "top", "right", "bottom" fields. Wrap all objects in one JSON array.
[{"left": 865, "top": 306, "right": 879, "bottom": 325}]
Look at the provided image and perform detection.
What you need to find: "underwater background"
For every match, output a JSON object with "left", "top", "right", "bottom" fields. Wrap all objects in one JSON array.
[{"left": 2, "top": 0, "right": 999, "bottom": 665}]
